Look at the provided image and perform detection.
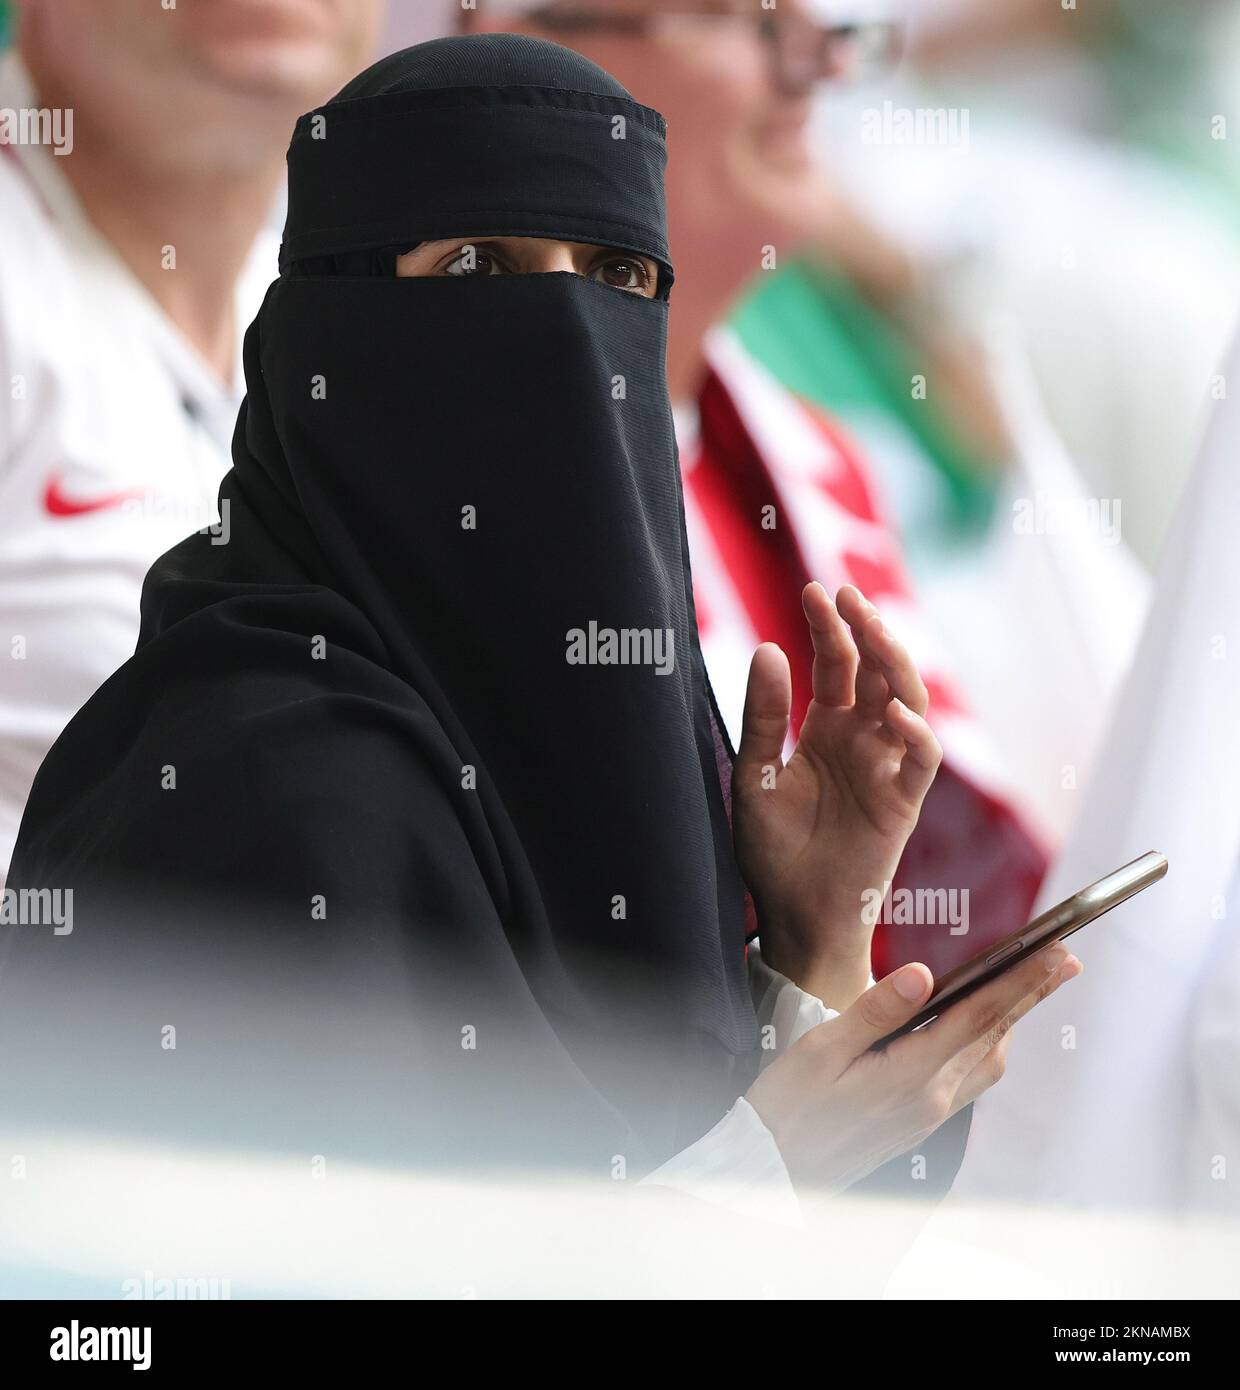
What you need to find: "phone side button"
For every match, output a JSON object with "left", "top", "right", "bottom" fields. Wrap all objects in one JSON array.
[{"left": 986, "top": 941, "right": 1024, "bottom": 966}]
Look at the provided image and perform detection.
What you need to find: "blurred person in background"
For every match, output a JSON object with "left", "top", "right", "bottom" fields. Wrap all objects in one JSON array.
[
  {"left": 656, "top": 0, "right": 1154, "bottom": 843},
  {"left": 0, "top": 0, "right": 382, "bottom": 883}
]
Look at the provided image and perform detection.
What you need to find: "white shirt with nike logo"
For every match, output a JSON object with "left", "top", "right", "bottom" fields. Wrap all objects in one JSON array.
[{"left": 0, "top": 53, "right": 276, "bottom": 884}]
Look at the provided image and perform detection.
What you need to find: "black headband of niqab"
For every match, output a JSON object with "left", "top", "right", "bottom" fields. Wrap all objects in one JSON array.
[{"left": 278, "top": 34, "right": 673, "bottom": 290}]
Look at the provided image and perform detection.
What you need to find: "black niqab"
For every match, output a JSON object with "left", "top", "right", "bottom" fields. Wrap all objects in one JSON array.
[{"left": 4, "top": 35, "right": 759, "bottom": 1172}]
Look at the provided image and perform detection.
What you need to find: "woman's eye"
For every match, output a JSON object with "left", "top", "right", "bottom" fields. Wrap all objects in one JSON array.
[
  {"left": 443, "top": 248, "right": 501, "bottom": 277},
  {"left": 593, "top": 259, "right": 650, "bottom": 294}
]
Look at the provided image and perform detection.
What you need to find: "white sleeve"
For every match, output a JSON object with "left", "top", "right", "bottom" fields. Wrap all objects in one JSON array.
[
  {"left": 748, "top": 940, "right": 876, "bottom": 1068},
  {"left": 639, "top": 943, "right": 872, "bottom": 1227},
  {"left": 638, "top": 1095, "right": 803, "bottom": 1228},
  {"left": 748, "top": 941, "right": 838, "bottom": 1067}
]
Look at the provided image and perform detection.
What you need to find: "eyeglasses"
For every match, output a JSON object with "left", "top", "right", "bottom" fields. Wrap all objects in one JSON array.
[{"left": 521, "top": 4, "right": 903, "bottom": 93}]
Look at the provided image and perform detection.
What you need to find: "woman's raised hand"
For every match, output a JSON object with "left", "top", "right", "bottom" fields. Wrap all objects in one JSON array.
[{"left": 732, "top": 582, "right": 942, "bottom": 1008}]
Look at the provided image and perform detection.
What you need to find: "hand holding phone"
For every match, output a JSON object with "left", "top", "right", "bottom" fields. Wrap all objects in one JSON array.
[
  {"left": 744, "top": 852, "right": 1165, "bottom": 1195},
  {"left": 745, "top": 928, "right": 1084, "bottom": 1193}
]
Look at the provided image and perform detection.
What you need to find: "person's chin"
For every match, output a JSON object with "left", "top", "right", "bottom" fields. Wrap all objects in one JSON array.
[
  {"left": 756, "top": 128, "right": 816, "bottom": 178},
  {"left": 736, "top": 142, "right": 823, "bottom": 228},
  {"left": 192, "top": 37, "right": 344, "bottom": 101},
  {"left": 181, "top": 0, "right": 347, "bottom": 102}
]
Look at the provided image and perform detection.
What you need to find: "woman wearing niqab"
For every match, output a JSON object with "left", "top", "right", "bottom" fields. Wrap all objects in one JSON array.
[{"left": 5, "top": 36, "right": 997, "bottom": 1201}]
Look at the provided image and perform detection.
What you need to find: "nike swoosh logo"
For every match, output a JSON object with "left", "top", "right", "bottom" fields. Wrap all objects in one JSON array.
[{"left": 43, "top": 474, "right": 144, "bottom": 518}]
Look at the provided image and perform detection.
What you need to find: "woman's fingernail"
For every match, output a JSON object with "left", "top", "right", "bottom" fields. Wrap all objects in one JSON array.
[
  {"left": 1044, "top": 945, "right": 1068, "bottom": 971},
  {"left": 894, "top": 965, "right": 928, "bottom": 1001}
]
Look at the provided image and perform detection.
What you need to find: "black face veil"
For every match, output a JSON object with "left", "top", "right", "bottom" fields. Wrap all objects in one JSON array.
[{"left": 4, "top": 35, "right": 758, "bottom": 1171}]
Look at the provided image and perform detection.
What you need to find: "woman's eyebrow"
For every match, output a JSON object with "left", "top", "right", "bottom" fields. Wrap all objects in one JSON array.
[
  {"left": 425, "top": 236, "right": 506, "bottom": 252},
  {"left": 421, "top": 237, "right": 517, "bottom": 266}
]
